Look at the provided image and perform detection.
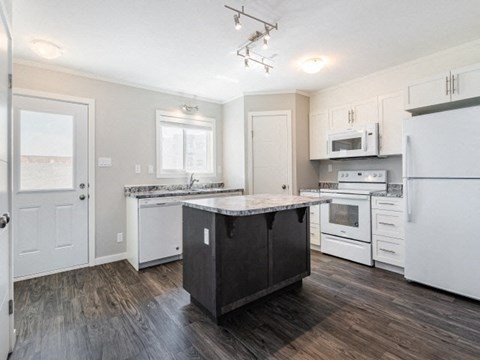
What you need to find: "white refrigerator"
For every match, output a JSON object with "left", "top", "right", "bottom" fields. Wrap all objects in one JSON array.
[{"left": 403, "top": 105, "right": 480, "bottom": 300}]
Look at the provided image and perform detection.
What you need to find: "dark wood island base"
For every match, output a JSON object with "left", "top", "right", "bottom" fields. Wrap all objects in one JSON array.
[{"left": 182, "top": 194, "right": 331, "bottom": 323}]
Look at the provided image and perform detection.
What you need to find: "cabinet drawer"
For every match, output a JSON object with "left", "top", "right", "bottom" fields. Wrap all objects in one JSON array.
[
  {"left": 309, "top": 205, "right": 320, "bottom": 225},
  {"left": 373, "top": 235, "right": 404, "bottom": 267},
  {"left": 372, "top": 197, "right": 403, "bottom": 211},
  {"left": 372, "top": 209, "right": 404, "bottom": 238},
  {"left": 309, "top": 224, "right": 321, "bottom": 246}
]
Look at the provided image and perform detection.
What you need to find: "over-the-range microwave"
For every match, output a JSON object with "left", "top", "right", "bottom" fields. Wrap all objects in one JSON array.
[{"left": 327, "top": 123, "right": 379, "bottom": 159}]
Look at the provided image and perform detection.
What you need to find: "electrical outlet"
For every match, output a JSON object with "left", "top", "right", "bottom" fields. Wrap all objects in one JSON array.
[
  {"left": 98, "top": 157, "right": 112, "bottom": 167},
  {"left": 204, "top": 228, "right": 209, "bottom": 245},
  {"left": 148, "top": 165, "right": 154, "bottom": 174},
  {"left": 135, "top": 164, "right": 141, "bottom": 174},
  {"left": 117, "top": 233, "right": 123, "bottom": 243}
]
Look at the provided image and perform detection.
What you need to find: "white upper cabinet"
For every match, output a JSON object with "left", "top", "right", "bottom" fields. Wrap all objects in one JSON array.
[
  {"left": 451, "top": 63, "right": 480, "bottom": 102},
  {"left": 351, "top": 97, "right": 379, "bottom": 127},
  {"left": 405, "top": 72, "right": 450, "bottom": 111},
  {"left": 328, "top": 97, "right": 378, "bottom": 130},
  {"left": 329, "top": 105, "right": 351, "bottom": 130},
  {"left": 309, "top": 112, "right": 329, "bottom": 160},
  {"left": 405, "top": 63, "right": 480, "bottom": 112},
  {"left": 378, "top": 92, "right": 410, "bottom": 156}
]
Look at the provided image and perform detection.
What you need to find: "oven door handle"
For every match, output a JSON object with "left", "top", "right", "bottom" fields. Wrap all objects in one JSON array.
[{"left": 322, "top": 193, "right": 370, "bottom": 201}]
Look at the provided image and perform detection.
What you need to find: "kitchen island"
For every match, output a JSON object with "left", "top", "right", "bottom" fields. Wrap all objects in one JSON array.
[{"left": 182, "top": 194, "right": 331, "bottom": 322}]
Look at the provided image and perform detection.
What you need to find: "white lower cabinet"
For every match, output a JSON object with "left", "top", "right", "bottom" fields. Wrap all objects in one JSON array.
[
  {"left": 372, "top": 196, "right": 405, "bottom": 270},
  {"left": 300, "top": 191, "right": 321, "bottom": 249}
]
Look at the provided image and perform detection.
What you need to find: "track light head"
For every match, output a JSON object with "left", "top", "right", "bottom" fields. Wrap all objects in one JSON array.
[
  {"left": 244, "top": 59, "right": 250, "bottom": 70},
  {"left": 264, "top": 26, "right": 271, "bottom": 40},
  {"left": 245, "top": 47, "right": 250, "bottom": 59},
  {"left": 264, "top": 66, "right": 270, "bottom": 77},
  {"left": 234, "top": 14, "right": 242, "bottom": 30},
  {"left": 262, "top": 38, "right": 268, "bottom": 50}
]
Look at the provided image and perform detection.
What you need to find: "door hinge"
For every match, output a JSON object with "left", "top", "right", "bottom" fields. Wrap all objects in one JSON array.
[
  {"left": 8, "top": 73, "right": 12, "bottom": 89},
  {"left": 8, "top": 299, "right": 13, "bottom": 315}
]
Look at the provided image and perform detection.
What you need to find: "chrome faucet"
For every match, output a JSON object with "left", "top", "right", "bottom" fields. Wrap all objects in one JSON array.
[{"left": 188, "top": 173, "right": 199, "bottom": 189}]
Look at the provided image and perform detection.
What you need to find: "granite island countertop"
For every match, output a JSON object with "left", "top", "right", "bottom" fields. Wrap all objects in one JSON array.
[{"left": 182, "top": 194, "right": 332, "bottom": 216}]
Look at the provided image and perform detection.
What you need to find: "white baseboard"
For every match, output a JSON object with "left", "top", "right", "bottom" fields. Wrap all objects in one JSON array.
[
  {"left": 14, "top": 263, "right": 89, "bottom": 282},
  {"left": 94, "top": 252, "right": 127, "bottom": 266}
]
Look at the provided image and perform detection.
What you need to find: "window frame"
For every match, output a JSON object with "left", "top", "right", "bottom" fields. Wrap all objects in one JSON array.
[{"left": 156, "top": 110, "right": 216, "bottom": 178}]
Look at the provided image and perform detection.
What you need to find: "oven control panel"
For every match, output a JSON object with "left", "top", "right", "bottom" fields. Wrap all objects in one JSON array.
[{"left": 338, "top": 170, "right": 387, "bottom": 183}]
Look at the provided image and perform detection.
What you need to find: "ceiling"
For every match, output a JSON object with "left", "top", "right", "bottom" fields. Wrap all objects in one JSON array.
[{"left": 13, "top": 0, "right": 480, "bottom": 103}]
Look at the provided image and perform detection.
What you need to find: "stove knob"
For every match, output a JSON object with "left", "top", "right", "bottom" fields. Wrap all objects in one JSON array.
[
  {"left": 345, "top": 173, "right": 349, "bottom": 177},
  {"left": 340, "top": 173, "right": 344, "bottom": 178},
  {"left": 378, "top": 173, "right": 383, "bottom": 178},
  {"left": 373, "top": 173, "right": 377, "bottom": 177}
]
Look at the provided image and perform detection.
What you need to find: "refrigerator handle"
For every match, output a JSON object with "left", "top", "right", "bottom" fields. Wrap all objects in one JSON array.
[
  {"left": 405, "top": 180, "right": 412, "bottom": 223},
  {"left": 402, "top": 135, "right": 409, "bottom": 178}
]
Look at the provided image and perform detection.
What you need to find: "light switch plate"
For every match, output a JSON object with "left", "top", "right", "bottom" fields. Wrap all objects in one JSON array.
[
  {"left": 135, "top": 164, "right": 141, "bottom": 174},
  {"left": 98, "top": 157, "right": 112, "bottom": 167},
  {"left": 204, "top": 228, "right": 209, "bottom": 245},
  {"left": 116, "top": 233, "right": 123, "bottom": 243}
]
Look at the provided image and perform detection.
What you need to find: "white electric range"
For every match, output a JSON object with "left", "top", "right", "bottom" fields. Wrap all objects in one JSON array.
[{"left": 320, "top": 170, "right": 387, "bottom": 266}]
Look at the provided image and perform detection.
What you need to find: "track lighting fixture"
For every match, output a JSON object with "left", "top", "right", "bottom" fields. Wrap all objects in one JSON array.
[
  {"left": 264, "top": 66, "right": 270, "bottom": 77},
  {"left": 225, "top": 4, "right": 278, "bottom": 76},
  {"left": 234, "top": 14, "right": 242, "bottom": 30},
  {"left": 181, "top": 104, "right": 199, "bottom": 113},
  {"left": 264, "top": 26, "right": 271, "bottom": 40}
]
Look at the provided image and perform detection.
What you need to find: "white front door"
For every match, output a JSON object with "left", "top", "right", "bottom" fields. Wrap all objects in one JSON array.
[
  {"left": 13, "top": 95, "right": 89, "bottom": 278},
  {"left": 250, "top": 112, "right": 292, "bottom": 195}
]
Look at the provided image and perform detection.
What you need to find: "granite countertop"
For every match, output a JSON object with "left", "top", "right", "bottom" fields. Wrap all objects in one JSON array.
[
  {"left": 183, "top": 194, "right": 332, "bottom": 216},
  {"left": 127, "top": 187, "right": 244, "bottom": 199},
  {"left": 371, "top": 190, "right": 403, "bottom": 198}
]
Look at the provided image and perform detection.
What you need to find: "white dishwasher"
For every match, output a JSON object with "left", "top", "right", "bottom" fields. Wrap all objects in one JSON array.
[{"left": 137, "top": 197, "right": 183, "bottom": 268}]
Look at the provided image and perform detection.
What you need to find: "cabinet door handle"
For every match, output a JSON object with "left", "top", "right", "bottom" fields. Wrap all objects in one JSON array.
[
  {"left": 445, "top": 76, "right": 450, "bottom": 95},
  {"left": 351, "top": 110, "right": 354, "bottom": 124},
  {"left": 347, "top": 110, "right": 351, "bottom": 124},
  {"left": 378, "top": 202, "right": 395, "bottom": 206},
  {"left": 451, "top": 74, "right": 456, "bottom": 94},
  {"left": 379, "top": 221, "right": 396, "bottom": 226},
  {"left": 379, "top": 248, "right": 396, "bottom": 254}
]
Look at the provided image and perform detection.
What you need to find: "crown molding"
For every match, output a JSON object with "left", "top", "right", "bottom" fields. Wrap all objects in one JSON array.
[
  {"left": 13, "top": 58, "right": 224, "bottom": 104},
  {"left": 243, "top": 89, "right": 311, "bottom": 97}
]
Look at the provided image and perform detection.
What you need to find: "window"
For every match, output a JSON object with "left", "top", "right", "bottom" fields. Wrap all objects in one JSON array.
[
  {"left": 19, "top": 110, "right": 74, "bottom": 190},
  {"left": 156, "top": 111, "right": 215, "bottom": 177}
]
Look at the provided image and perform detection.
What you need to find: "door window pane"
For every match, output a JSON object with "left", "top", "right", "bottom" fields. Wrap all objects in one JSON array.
[
  {"left": 20, "top": 110, "right": 74, "bottom": 190},
  {"left": 329, "top": 204, "right": 359, "bottom": 227}
]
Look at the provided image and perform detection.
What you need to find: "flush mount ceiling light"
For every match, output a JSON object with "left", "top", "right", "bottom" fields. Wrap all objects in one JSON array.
[
  {"left": 301, "top": 58, "right": 326, "bottom": 74},
  {"left": 30, "top": 39, "right": 64, "bottom": 59},
  {"left": 225, "top": 4, "right": 278, "bottom": 75},
  {"left": 181, "top": 104, "right": 199, "bottom": 113}
]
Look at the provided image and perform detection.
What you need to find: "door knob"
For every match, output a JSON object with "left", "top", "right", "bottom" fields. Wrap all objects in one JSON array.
[
  {"left": 79, "top": 195, "right": 86, "bottom": 200},
  {"left": 0, "top": 213, "right": 9, "bottom": 229},
  {"left": 282, "top": 184, "right": 287, "bottom": 190}
]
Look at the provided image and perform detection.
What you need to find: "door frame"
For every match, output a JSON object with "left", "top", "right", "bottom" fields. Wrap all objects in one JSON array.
[
  {"left": 247, "top": 110, "right": 293, "bottom": 195},
  {"left": 12, "top": 88, "right": 96, "bottom": 279}
]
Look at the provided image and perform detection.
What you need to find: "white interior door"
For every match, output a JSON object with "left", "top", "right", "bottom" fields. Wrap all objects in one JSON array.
[
  {"left": 13, "top": 95, "right": 89, "bottom": 278},
  {"left": 250, "top": 112, "right": 292, "bottom": 195},
  {"left": 0, "top": 3, "right": 12, "bottom": 357}
]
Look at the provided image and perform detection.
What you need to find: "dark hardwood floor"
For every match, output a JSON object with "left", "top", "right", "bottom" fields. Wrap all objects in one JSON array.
[{"left": 11, "top": 251, "right": 480, "bottom": 360}]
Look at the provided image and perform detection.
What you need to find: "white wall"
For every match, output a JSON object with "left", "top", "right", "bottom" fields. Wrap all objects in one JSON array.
[
  {"left": 311, "top": 38, "right": 480, "bottom": 182},
  {"left": 222, "top": 96, "right": 245, "bottom": 189},
  {"left": 13, "top": 63, "right": 223, "bottom": 259}
]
